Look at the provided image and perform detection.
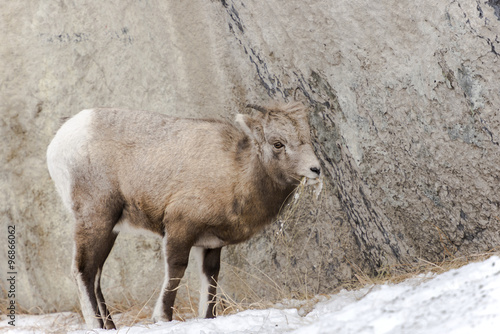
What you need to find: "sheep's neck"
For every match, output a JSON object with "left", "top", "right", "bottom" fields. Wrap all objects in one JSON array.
[{"left": 234, "top": 142, "right": 295, "bottom": 231}]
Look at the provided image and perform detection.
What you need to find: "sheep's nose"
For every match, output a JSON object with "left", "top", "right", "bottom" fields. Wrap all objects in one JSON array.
[{"left": 310, "top": 167, "right": 321, "bottom": 176}]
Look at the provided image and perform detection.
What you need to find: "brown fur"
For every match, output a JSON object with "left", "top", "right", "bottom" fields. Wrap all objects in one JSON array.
[{"left": 47, "top": 102, "right": 320, "bottom": 329}]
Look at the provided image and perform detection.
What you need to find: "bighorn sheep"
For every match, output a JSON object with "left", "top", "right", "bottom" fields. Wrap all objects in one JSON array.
[{"left": 46, "top": 102, "right": 321, "bottom": 329}]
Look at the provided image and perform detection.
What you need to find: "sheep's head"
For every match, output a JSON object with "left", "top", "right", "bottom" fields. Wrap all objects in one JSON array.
[{"left": 236, "top": 102, "right": 321, "bottom": 187}]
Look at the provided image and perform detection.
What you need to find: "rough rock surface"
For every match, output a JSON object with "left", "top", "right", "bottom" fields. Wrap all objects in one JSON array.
[{"left": 1, "top": 0, "right": 499, "bottom": 314}]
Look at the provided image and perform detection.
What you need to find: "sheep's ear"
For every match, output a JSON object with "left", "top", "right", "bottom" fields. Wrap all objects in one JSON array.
[{"left": 235, "top": 114, "right": 264, "bottom": 142}]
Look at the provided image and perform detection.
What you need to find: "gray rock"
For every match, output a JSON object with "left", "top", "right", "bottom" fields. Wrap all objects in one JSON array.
[{"left": 1, "top": 0, "right": 499, "bottom": 315}]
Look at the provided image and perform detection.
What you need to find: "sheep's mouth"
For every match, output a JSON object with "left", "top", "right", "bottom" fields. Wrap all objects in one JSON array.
[
  {"left": 305, "top": 177, "right": 320, "bottom": 185},
  {"left": 300, "top": 175, "right": 323, "bottom": 199},
  {"left": 299, "top": 175, "right": 321, "bottom": 186}
]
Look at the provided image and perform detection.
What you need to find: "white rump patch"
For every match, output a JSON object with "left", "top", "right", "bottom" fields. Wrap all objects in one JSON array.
[{"left": 47, "top": 109, "right": 94, "bottom": 212}]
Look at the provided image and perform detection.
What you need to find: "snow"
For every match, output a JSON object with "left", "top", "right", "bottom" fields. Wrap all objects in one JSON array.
[{"left": 2, "top": 256, "right": 500, "bottom": 334}]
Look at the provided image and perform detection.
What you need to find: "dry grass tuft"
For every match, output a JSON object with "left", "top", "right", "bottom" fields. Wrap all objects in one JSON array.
[
  {"left": 3, "top": 250, "right": 499, "bottom": 331},
  {"left": 4, "top": 177, "right": 499, "bottom": 330},
  {"left": 105, "top": 290, "right": 156, "bottom": 328},
  {"left": 343, "top": 248, "right": 500, "bottom": 290}
]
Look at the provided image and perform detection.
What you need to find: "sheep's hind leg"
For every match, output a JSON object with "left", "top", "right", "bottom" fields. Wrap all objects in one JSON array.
[
  {"left": 153, "top": 236, "right": 192, "bottom": 322},
  {"left": 193, "top": 246, "right": 222, "bottom": 318},
  {"left": 73, "top": 215, "right": 120, "bottom": 329},
  {"left": 94, "top": 233, "right": 119, "bottom": 329}
]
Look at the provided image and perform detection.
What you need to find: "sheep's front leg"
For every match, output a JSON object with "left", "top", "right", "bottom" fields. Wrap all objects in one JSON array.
[
  {"left": 153, "top": 236, "right": 191, "bottom": 322},
  {"left": 193, "top": 246, "right": 222, "bottom": 318}
]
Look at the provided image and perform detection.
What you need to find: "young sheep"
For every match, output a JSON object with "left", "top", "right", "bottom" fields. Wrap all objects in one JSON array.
[{"left": 46, "top": 102, "right": 321, "bottom": 329}]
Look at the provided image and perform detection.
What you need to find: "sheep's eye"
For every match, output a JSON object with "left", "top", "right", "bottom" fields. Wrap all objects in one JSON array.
[{"left": 273, "top": 142, "right": 284, "bottom": 149}]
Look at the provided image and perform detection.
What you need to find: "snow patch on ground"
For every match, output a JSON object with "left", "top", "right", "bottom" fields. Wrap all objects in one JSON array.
[{"left": 2, "top": 256, "right": 500, "bottom": 333}]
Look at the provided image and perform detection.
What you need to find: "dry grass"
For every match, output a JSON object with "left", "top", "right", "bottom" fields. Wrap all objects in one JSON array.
[
  {"left": 4, "top": 176, "right": 499, "bottom": 329},
  {"left": 158, "top": 178, "right": 500, "bottom": 322},
  {"left": 212, "top": 249, "right": 500, "bottom": 319},
  {"left": 3, "top": 250, "right": 499, "bottom": 332},
  {"left": 105, "top": 290, "right": 157, "bottom": 327},
  {"left": 343, "top": 249, "right": 500, "bottom": 289}
]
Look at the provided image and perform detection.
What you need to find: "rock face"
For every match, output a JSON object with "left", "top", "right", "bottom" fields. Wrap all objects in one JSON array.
[{"left": 1, "top": 0, "right": 499, "bottom": 314}]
